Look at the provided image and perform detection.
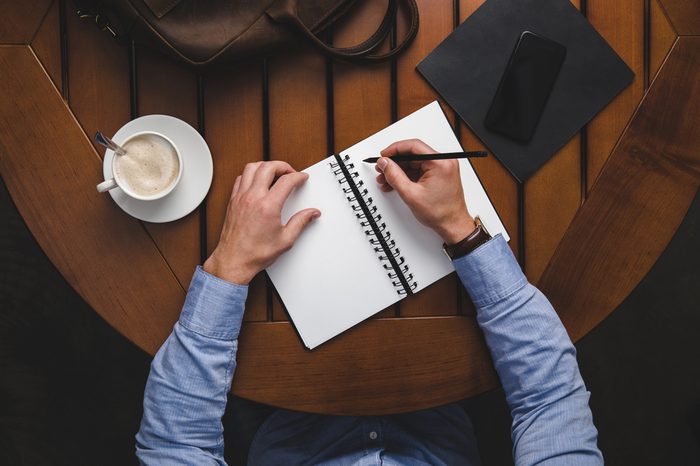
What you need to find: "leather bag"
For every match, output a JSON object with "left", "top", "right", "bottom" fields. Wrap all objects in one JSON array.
[{"left": 74, "top": 0, "right": 419, "bottom": 66}]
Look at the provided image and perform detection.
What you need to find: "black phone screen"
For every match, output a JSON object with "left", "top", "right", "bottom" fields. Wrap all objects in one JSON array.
[{"left": 484, "top": 31, "right": 566, "bottom": 143}]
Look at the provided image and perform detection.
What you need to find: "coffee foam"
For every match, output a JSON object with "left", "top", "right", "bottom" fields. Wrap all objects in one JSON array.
[{"left": 115, "top": 134, "right": 179, "bottom": 197}]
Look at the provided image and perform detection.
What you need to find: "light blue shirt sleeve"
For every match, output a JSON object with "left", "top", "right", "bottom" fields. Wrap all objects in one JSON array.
[
  {"left": 136, "top": 234, "right": 603, "bottom": 466},
  {"left": 135, "top": 266, "right": 248, "bottom": 465},
  {"left": 453, "top": 234, "right": 603, "bottom": 465}
]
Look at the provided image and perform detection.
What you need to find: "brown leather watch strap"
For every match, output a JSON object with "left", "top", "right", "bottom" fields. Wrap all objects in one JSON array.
[{"left": 443, "top": 217, "right": 492, "bottom": 260}]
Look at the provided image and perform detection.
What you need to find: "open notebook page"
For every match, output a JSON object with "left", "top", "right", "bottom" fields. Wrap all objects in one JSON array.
[
  {"left": 266, "top": 101, "right": 509, "bottom": 349},
  {"left": 266, "top": 156, "right": 400, "bottom": 349},
  {"left": 343, "top": 101, "right": 509, "bottom": 293}
]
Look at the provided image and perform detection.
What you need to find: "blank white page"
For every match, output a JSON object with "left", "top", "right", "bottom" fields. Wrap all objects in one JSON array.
[
  {"left": 265, "top": 156, "right": 399, "bottom": 349},
  {"left": 266, "top": 101, "right": 509, "bottom": 349}
]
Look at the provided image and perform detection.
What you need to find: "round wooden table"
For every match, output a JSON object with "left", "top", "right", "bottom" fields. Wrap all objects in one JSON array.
[{"left": 1, "top": 0, "right": 698, "bottom": 415}]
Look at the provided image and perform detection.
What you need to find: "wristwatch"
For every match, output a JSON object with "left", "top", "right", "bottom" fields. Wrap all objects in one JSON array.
[{"left": 443, "top": 216, "right": 492, "bottom": 260}]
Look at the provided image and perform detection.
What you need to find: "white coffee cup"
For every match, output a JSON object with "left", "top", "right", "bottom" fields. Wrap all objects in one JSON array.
[{"left": 96, "top": 131, "right": 183, "bottom": 201}]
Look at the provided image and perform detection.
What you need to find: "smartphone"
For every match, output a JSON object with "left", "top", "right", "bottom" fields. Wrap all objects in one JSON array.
[{"left": 484, "top": 31, "right": 566, "bottom": 143}]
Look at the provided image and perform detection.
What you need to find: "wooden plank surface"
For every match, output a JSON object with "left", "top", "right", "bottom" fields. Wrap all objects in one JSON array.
[
  {"left": 30, "top": 0, "right": 61, "bottom": 90},
  {"left": 525, "top": 137, "right": 581, "bottom": 283},
  {"left": 333, "top": 0, "right": 394, "bottom": 318},
  {"left": 65, "top": 4, "right": 130, "bottom": 154},
  {"left": 659, "top": 0, "right": 700, "bottom": 35},
  {"left": 396, "top": 0, "right": 455, "bottom": 122},
  {"left": 205, "top": 62, "right": 268, "bottom": 322},
  {"left": 396, "top": 0, "right": 460, "bottom": 317},
  {"left": 333, "top": 0, "right": 392, "bottom": 152},
  {"left": 540, "top": 37, "right": 700, "bottom": 342},
  {"left": 268, "top": 47, "right": 329, "bottom": 321},
  {"left": 0, "top": 0, "right": 52, "bottom": 44},
  {"left": 0, "top": 45, "right": 184, "bottom": 355},
  {"left": 523, "top": 0, "right": 582, "bottom": 283},
  {"left": 650, "top": 0, "right": 677, "bottom": 81},
  {"left": 586, "top": 0, "right": 645, "bottom": 191},
  {"left": 234, "top": 316, "right": 497, "bottom": 415},
  {"left": 136, "top": 47, "right": 201, "bottom": 289}
]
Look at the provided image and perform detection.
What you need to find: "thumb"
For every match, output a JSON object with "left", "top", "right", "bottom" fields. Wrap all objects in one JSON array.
[
  {"left": 284, "top": 208, "right": 321, "bottom": 244},
  {"left": 377, "top": 157, "right": 416, "bottom": 201}
]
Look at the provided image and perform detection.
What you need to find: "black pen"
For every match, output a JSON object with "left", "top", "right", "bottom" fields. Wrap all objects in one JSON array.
[{"left": 362, "top": 151, "right": 488, "bottom": 163}]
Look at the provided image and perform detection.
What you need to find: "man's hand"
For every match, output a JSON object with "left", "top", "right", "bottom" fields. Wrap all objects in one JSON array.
[
  {"left": 203, "top": 161, "right": 320, "bottom": 285},
  {"left": 376, "top": 139, "right": 476, "bottom": 245}
]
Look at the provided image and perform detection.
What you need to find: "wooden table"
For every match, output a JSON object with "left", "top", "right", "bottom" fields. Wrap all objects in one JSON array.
[{"left": 1, "top": 0, "right": 698, "bottom": 415}]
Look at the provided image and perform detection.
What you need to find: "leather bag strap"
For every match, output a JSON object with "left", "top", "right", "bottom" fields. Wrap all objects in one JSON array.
[{"left": 266, "top": 0, "right": 419, "bottom": 63}]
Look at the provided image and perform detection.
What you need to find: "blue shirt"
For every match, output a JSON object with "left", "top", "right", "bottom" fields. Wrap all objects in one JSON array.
[{"left": 136, "top": 235, "right": 603, "bottom": 465}]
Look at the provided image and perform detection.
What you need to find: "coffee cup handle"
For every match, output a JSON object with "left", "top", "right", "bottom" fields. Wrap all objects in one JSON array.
[{"left": 96, "top": 178, "right": 118, "bottom": 193}]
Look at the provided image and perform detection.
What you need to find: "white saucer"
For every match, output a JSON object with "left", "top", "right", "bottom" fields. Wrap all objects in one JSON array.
[{"left": 103, "top": 115, "right": 213, "bottom": 223}]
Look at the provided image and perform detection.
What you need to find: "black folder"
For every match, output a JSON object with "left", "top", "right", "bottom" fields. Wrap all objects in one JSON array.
[{"left": 417, "top": 0, "right": 634, "bottom": 182}]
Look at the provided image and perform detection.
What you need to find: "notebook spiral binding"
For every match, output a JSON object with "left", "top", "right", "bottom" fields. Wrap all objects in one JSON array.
[{"left": 330, "top": 154, "right": 418, "bottom": 296}]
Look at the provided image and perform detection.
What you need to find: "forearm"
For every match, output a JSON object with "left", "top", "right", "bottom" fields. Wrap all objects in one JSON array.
[
  {"left": 454, "top": 236, "right": 602, "bottom": 465},
  {"left": 136, "top": 266, "right": 247, "bottom": 465}
]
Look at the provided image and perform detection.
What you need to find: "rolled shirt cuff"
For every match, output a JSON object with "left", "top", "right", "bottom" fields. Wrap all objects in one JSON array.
[
  {"left": 452, "top": 234, "right": 528, "bottom": 308},
  {"left": 178, "top": 265, "right": 249, "bottom": 340}
]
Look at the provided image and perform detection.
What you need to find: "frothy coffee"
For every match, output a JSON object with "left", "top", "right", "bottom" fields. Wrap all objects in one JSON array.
[{"left": 114, "top": 134, "right": 180, "bottom": 197}]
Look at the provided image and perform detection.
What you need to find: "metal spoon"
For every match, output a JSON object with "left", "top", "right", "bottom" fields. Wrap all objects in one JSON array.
[{"left": 95, "top": 131, "right": 127, "bottom": 156}]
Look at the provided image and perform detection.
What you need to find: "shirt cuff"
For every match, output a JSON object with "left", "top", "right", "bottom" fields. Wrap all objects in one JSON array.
[
  {"left": 452, "top": 234, "right": 528, "bottom": 308},
  {"left": 178, "top": 266, "right": 249, "bottom": 340}
]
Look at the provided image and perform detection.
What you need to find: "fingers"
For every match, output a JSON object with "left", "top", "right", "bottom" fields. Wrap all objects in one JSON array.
[
  {"left": 380, "top": 138, "right": 438, "bottom": 158},
  {"left": 239, "top": 161, "right": 295, "bottom": 195},
  {"left": 231, "top": 176, "right": 242, "bottom": 199},
  {"left": 376, "top": 173, "right": 393, "bottom": 193},
  {"left": 269, "top": 171, "right": 309, "bottom": 206},
  {"left": 239, "top": 162, "right": 262, "bottom": 192},
  {"left": 283, "top": 208, "right": 321, "bottom": 245},
  {"left": 377, "top": 139, "right": 435, "bottom": 189},
  {"left": 251, "top": 160, "right": 295, "bottom": 193},
  {"left": 376, "top": 157, "right": 416, "bottom": 201}
]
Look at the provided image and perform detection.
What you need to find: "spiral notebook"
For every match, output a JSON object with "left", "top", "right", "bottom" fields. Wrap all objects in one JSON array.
[{"left": 266, "top": 101, "right": 509, "bottom": 349}]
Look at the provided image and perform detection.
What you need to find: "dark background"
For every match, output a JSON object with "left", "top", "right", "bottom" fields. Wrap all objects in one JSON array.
[{"left": 1, "top": 175, "right": 698, "bottom": 465}]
